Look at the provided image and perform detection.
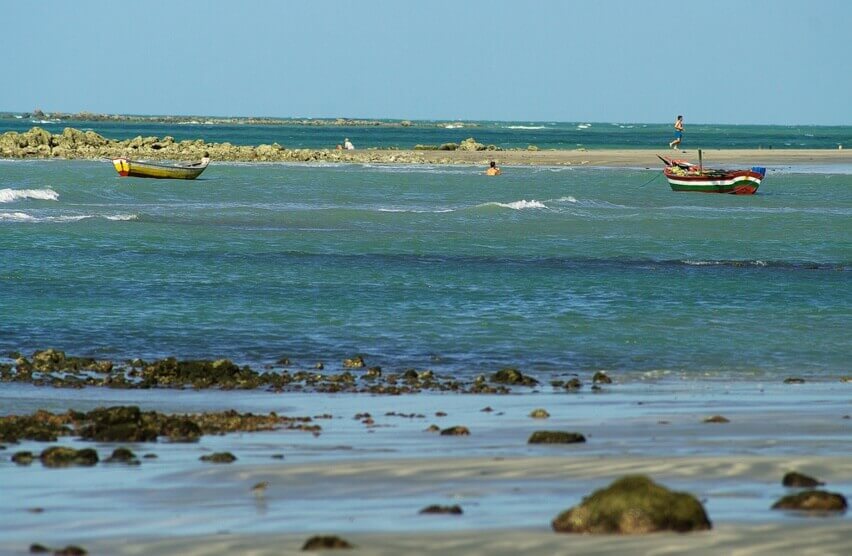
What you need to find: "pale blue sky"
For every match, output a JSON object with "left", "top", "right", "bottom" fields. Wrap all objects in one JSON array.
[{"left": 1, "top": 0, "right": 849, "bottom": 124}]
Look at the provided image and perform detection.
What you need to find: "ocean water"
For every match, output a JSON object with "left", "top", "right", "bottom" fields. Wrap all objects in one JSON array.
[
  {"left": 1, "top": 160, "right": 849, "bottom": 380},
  {"left": 1, "top": 117, "right": 850, "bottom": 149}
]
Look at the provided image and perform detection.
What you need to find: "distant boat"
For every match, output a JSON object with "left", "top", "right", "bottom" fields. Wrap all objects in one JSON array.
[
  {"left": 659, "top": 154, "right": 765, "bottom": 195},
  {"left": 112, "top": 157, "right": 209, "bottom": 180}
]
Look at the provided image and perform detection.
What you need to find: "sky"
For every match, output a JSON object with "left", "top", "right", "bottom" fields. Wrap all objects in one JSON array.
[{"left": 1, "top": 0, "right": 849, "bottom": 124}]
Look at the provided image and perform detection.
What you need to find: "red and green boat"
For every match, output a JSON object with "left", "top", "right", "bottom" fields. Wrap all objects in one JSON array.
[{"left": 660, "top": 155, "right": 765, "bottom": 195}]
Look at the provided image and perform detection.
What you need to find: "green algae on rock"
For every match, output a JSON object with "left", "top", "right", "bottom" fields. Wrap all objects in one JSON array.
[
  {"left": 528, "top": 431, "right": 586, "bottom": 444},
  {"left": 492, "top": 368, "right": 538, "bottom": 386},
  {"left": 199, "top": 452, "right": 237, "bottom": 463},
  {"left": 529, "top": 408, "right": 551, "bottom": 419},
  {"left": 39, "top": 446, "right": 99, "bottom": 467},
  {"left": 771, "top": 490, "right": 847, "bottom": 512},
  {"left": 104, "top": 447, "right": 139, "bottom": 464},
  {"left": 552, "top": 475, "right": 712, "bottom": 534}
]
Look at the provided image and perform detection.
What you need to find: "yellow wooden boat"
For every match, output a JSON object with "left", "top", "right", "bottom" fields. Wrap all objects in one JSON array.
[{"left": 112, "top": 157, "right": 209, "bottom": 179}]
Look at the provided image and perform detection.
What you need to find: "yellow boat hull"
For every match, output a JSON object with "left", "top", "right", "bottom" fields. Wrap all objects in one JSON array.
[{"left": 112, "top": 158, "right": 208, "bottom": 179}]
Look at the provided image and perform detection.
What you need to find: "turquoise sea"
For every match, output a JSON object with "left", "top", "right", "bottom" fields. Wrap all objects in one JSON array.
[
  {"left": 1, "top": 117, "right": 850, "bottom": 150},
  {"left": 1, "top": 158, "right": 849, "bottom": 380}
]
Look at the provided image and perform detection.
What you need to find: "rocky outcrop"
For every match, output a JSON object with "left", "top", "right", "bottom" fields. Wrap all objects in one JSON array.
[
  {"left": 0, "top": 127, "right": 505, "bottom": 165},
  {"left": 552, "top": 475, "right": 712, "bottom": 534}
]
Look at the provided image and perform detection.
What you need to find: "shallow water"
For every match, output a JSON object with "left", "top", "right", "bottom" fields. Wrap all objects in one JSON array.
[
  {"left": 0, "top": 382, "right": 849, "bottom": 543},
  {"left": 1, "top": 161, "right": 849, "bottom": 379}
]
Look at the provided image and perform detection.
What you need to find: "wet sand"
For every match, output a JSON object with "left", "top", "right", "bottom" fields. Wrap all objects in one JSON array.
[
  {"left": 420, "top": 148, "right": 852, "bottom": 168},
  {"left": 1, "top": 381, "right": 849, "bottom": 555},
  {"left": 76, "top": 522, "right": 852, "bottom": 556}
]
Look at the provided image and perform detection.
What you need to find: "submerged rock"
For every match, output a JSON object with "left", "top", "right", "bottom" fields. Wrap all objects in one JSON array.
[
  {"left": 771, "top": 490, "right": 847, "bottom": 512},
  {"left": 440, "top": 426, "right": 470, "bottom": 436},
  {"left": 302, "top": 535, "right": 353, "bottom": 550},
  {"left": 199, "top": 452, "right": 237, "bottom": 463},
  {"left": 563, "top": 378, "right": 583, "bottom": 391},
  {"left": 552, "top": 475, "right": 712, "bottom": 534},
  {"left": 54, "top": 547, "right": 87, "bottom": 556},
  {"left": 529, "top": 409, "right": 550, "bottom": 419},
  {"left": 703, "top": 415, "right": 730, "bottom": 423},
  {"left": 28, "top": 544, "right": 50, "bottom": 553},
  {"left": 783, "top": 377, "right": 806, "bottom": 384},
  {"left": 592, "top": 371, "right": 613, "bottom": 384},
  {"left": 528, "top": 431, "right": 585, "bottom": 444},
  {"left": 419, "top": 504, "right": 463, "bottom": 515},
  {"left": 782, "top": 471, "right": 824, "bottom": 488}
]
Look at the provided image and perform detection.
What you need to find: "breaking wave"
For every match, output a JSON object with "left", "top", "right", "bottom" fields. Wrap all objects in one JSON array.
[{"left": 0, "top": 188, "right": 59, "bottom": 203}]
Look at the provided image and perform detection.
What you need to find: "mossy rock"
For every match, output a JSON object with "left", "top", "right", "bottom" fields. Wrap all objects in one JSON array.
[
  {"left": 529, "top": 409, "right": 550, "bottom": 419},
  {"left": 199, "top": 452, "right": 237, "bottom": 464},
  {"left": 492, "top": 368, "right": 537, "bottom": 386},
  {"left": 39, "top": 446, "right": 99, "bottom": 467},
  {"left": 12, "top": 451, "right": 34, "bottom": 465},
  {"left": 78, "top": 406, "right": 158, "bottom": 442},
  {"left": 771, "top": 490, "right": 847, "bottom": 512},
  {"left": 342, "top": 355, "right": 365, "bottom": 369},
  {"left": 528, "top": 431, "right": 585, "bottom": 444},
  {"left": 302, "top": 535, "right": 353, "bottom": 550},
  {"left": 552, "top": 475, "right": 711, "bottom": 534},
  {"left": 782, "top": 471, "right": 824, "bottom": 488},
  {"left": 413, "top": 144, "right": 438, "bottom": 150},
  {"left": 105, "top": 447, "right": 139, "bottom": 464},
  {"left": 438, "top": 143, "right": 459, "bottom": 151}
]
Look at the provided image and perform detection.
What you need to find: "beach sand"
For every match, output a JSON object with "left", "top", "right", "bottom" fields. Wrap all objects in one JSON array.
[{"left": 416, "top": 148, "right": 852, "bottom": 168}]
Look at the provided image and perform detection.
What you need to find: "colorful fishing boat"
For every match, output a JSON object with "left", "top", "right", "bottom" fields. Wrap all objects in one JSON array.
[
  {"left": 659, "top": 154, "right": 765, "bottom": 195},
  {"left": 112, "top": 157, "right": 209, "bottom": 179}
]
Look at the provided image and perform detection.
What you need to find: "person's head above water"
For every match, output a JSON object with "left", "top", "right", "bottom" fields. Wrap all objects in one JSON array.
[{"left": 489, "top": 161, "right": 496, "bottom": 168}]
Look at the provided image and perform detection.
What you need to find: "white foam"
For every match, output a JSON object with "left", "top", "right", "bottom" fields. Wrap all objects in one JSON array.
[
  {"left": 0, "top": 188, "right": 59, "bottom": 203},
  {"left": 0, "top": 211, "right": 138, "bottom": 223},
  {"left": 505, "top": 125, "right": 546, "bottom": 130},
  {"left": 484, "top": 199, "right": 547, "bottom": 210},
  {"left": 0, "top": 211, "right": 35, "bottom": 221}
]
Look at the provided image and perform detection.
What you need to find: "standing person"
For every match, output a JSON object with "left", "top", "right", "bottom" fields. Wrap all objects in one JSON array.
[
  {"left": 344, "top": 138, "right": 355, "bottom": 150},
  {"left": 669, "top": 115, "right": 684, "bottom": 150}
]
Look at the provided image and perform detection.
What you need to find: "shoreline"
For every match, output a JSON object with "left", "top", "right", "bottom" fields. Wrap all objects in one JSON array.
[
  {"left": 57, "top": 523, "right": 852, "bottom": 556},
  {"left": 1, "top": 126, "right": 851, "bottom": 167}
]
